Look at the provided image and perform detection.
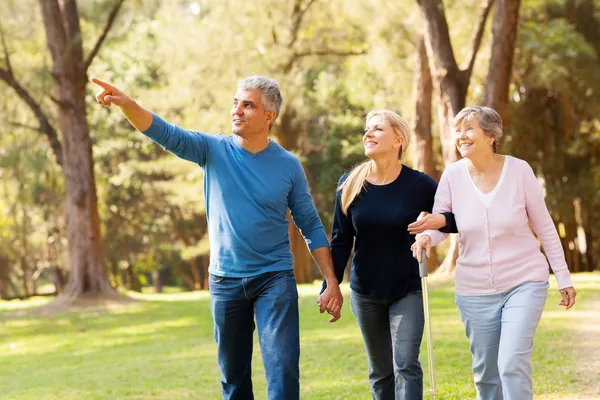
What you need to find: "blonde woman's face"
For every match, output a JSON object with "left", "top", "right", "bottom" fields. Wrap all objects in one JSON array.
[
  {"left": 363, "top": 115, "right": 402, "bottom": 159},
  {"left": 454, "top": 115, "right": 494, "bottom": 158}
]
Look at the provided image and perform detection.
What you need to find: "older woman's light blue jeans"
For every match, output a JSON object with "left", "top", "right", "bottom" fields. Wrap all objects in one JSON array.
[{"left": 455, "top": 281, "right": 549, "bottom": 400}]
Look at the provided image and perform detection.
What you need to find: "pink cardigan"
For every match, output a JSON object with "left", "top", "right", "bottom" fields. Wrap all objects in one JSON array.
[{"left": 423, "top": 156, "right": 573, "bottom": 295}]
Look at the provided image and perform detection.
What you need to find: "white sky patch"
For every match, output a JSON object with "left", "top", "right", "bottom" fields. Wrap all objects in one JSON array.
[{"left": 190, "top": 2, "right": 201, "bottom": 16}]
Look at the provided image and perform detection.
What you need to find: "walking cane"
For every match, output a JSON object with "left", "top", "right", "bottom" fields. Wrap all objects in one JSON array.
[{"left": 419, "top": 248, "right": 437, "bottom": 399}]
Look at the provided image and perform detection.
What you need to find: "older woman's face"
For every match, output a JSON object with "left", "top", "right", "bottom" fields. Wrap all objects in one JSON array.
[
  {"left": 363, "top": 115, "right": 402, "bottom": 159},
  {"left": 454, "top": 115, "right": 493, "bottom": 158}
]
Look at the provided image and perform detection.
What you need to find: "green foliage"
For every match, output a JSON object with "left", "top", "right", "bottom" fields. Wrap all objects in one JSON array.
[
  {"left": 505, "top": 0, "right": 600, "bottom": 271},
  {"left": 302, "top": 69, "right": 368, "bottom": 227}
]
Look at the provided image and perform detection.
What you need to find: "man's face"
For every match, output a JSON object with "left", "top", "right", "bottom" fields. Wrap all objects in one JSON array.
[{"left": 230, "top": 89, "right": 274, "bottom": 137}]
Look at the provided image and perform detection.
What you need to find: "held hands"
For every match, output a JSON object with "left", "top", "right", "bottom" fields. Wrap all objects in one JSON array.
[
  {"left": 559, "top": 286, "right": 576, "bottom": 310},
  {"left": 410, "top": 235, "right": 432, "bottom": 263},
  {"left": 91, "top": 77, "right": 131, "bottom": 107},
  {"left": 407, "top": 213, "right": 447, "bottom": 235},
  {"left": 317, "top": 283, "right": 343, "bottom": 323}
]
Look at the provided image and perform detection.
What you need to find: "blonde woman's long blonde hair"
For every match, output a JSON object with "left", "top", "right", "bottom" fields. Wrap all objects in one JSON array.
[{"left": 339, "top": 110, "right": 413, "bottom": 214}]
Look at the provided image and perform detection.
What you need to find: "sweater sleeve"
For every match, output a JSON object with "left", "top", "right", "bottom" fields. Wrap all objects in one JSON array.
[
  {"left": 420, "top": 169, "right": 453, "bottom": 246},
  {"left": 440, "top": 212, "right": 458, "bottom": 233},
  {"left": 321, "top": 175, "right": 355, "bottom": 294},
  {"left": 141, "top": 113, "right": 212, "bottom": 167},
  {"left": 287, "top": 159, "right": 329, "bottom": 252},
  {"left": 421, "top": 173, "right": 458, "bottom": 234},
  {"left": 522, "top": 161, "right": 573, "bottom": 289}
]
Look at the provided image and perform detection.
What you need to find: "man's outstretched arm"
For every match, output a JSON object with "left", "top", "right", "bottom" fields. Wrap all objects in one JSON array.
[{"left": 92, "top": 77, "right": 208, "bottom": 165}]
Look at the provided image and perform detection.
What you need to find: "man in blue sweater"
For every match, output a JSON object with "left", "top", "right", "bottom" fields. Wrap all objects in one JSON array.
[{"left": 92, "top": 75, "right": 343, "bottom": 400}]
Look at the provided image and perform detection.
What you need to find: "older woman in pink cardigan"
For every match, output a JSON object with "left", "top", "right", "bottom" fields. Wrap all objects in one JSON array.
[{"left": 408, "top": 106, "right": 576, "bottom": 400}]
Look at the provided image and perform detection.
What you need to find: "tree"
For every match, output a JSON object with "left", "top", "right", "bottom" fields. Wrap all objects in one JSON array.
[
  {"left": 0, "top": 0, "right": 126, "bottom": 299},
  {"left": 507, "top": 0, "right": 600, "bottom": 273},
  {"left": 411, "top": 34, "right": 442, "bottom": 272},
  {"left": 484, "top": 0, "right": 521, "bottom": 125},
  {"left": 411, "top": 34, "right": 437, "bottom": 181},
  {"left": 416, "top": 0, "right": 494, "bottom": 274}
]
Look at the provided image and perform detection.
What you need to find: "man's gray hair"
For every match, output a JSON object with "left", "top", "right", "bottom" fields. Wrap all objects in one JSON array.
[
  {"left": 238, "top": 76, "right": 283, "bottom": 121},
  {"left": 454, "top": 106, "right": 503, "bottom": 153}
]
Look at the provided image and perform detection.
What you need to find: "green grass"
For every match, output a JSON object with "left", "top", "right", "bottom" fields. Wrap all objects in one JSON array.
[{"left": 1, "top": 273, "right": 599, "bottom": 400}]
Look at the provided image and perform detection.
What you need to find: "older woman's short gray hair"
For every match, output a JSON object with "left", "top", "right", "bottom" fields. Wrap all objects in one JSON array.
[
  {"left": 454, "top": 106, "right": 503, "bottom": 153},
  {"left": 238, "top": 76, "right": 283, "bottom": 122}
]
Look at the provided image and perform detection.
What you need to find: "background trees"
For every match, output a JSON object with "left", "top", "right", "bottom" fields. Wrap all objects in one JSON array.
[{"left": 1, "top": 0, "right": 598, "bottom": 298}]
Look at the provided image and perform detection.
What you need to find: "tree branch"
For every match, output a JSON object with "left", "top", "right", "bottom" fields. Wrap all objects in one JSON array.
[
  {"left": 39, "top": 0, "right": 69, "bottom": 71},
  {"left": 6, "top": 121, "right": 42, "bottom": 133},
  {"left": 416, "top": 0, "right": 459, "bottom": 74},
  {"left": 0, "top": 26, "right": 12, "bottom": 77},
  {"left": 287, "top": 0, "right": 317, "bottom": 48},
  {"left": 0, "top": 69, "right": 63, "bottom": 166},
  {"left": 62, "top": 0, "right": 85, "bottom": 68},
  {"left": 463, "top": 0, "right": 495, "bottom": 80},
  {"left": 49, "top": 95, "right": 73, "bottom": 109},
  {"left": 267, "top": 10, "right": 278, "bottom": 45},
  {"left": 84, "top": 0, "right": 126, "bottom": 71},
  {"left": 282, "top": 48, "right": 367, "bottom": 73}
]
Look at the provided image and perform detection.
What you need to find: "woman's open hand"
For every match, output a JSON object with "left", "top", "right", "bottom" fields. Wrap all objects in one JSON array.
[{"left": 407, "top": 213, "right": 447, "bottom": 235}]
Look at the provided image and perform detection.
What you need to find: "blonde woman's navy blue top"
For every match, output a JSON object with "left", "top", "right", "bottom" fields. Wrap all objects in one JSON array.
[{"left": 324, "top": 166, "right": 457, "bottom": 299}]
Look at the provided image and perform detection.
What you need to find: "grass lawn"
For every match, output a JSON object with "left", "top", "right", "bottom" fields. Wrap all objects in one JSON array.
[{"left": 1, "top": 273, "right": 599, "bottom": 400}]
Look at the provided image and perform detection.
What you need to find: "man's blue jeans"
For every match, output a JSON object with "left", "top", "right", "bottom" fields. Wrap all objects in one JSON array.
[
  {"left": 209, "top": 269, "right": 300, "bottom": 400},
  {"left": 350, "top": 291, "right": 425, "bottom": 400}
]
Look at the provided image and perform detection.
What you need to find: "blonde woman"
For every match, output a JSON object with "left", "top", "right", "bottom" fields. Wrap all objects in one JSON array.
[
  {"left": 409, "top": 106, "right": 576, "bottom": 400},
  {"left": 321, "top": 110, "right": 456, "bottom": 400}
]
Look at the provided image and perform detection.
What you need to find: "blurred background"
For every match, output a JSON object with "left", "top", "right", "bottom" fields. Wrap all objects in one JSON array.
[{"left": 1, "top": 0, "right": 598, "bottom": 300}]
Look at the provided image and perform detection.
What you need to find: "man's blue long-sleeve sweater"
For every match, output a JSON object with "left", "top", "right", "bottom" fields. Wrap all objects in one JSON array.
[{"left": 142, "top": 114, "right": 329, "bottom": 277}]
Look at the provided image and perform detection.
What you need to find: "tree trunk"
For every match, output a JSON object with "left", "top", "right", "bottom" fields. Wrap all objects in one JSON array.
[
  {"left": 417, "top": 0, "right": 493, "bottom": 275},
  {"left": 412, "top": 35, "right": 437, "bottom": 181},
  {"left": 35, "top": 0, "right": 125, "bottom": 299},
  {"left": 8, "top": 276, "right": 21, "bottom": 299},
  {"left": 484, "top": 0, "right": 521, "bottom": 126},
  {"left": 198, "top": 255, "right": 209, "bottom": 290},
  {"left": 49, "top": 266, "right": 66, "bottom": 294},
  {"left": 565, "top": 219, "right": 579, "bottom": 272},
  {"left": 152, "top": 269, "right": 162, "bottom": 293},
  {"left": 0, "top": 256, "right": 11, "bottom": 300},
  {"left": 20, "top": 257, "right": 30, "bottom": 298},
  {"left": 411, "top": 34, "right": 440, "bottom": 272},
  {"left": 176, "top": 228, "right": 203, "bottom": 290},
  {"left": 417, "top": 0, "right": 495, "bottom": 273},
  {"left": 159, "top": 249, "right": 196, "bottom": 290},
  {"left": 584, "top": 220, "right": 595, "bottom": 272},
  {"left": 124, "top": 261, "right": 141, "bottom": 292},
  {"left": 190, "top": 257, "right": 202, "bottom": 290},
  {"left": 61, "top": 99, "right": 113, "bottom": 296},
  {"left": 582, "top": 195, "right": 596, "bottom": 272}
]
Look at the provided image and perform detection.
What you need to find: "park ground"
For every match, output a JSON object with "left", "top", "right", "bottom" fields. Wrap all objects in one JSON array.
[{"left": 1, "top": 273, "right": 599, "bottom": 400}]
